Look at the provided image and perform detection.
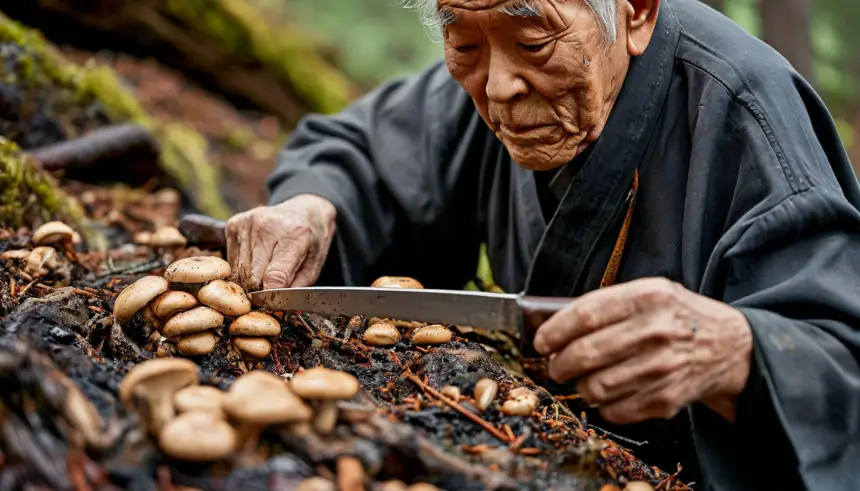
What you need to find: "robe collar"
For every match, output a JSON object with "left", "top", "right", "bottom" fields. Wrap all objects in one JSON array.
[{"left": 523, "top": 0, "right": 682, "bottom": 297}]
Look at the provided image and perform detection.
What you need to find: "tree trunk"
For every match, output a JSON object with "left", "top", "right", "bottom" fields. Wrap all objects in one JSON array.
[
  {"left": 701, "top": 0, "right": 726, "bottom": 12},
  {"left": 759, "top": 0, "right": 815, "bottom": 83}
]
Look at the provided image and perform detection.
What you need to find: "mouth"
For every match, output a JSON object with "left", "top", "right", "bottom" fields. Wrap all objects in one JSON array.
[{"left": 496, "top": 123, "right": 561, "bottom": 144}]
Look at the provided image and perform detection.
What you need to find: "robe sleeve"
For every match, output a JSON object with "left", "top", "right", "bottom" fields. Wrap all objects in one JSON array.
[
  {"left": 266, "top": 61, "right": 487, "bottom": 288},
  {"left": 688, "top": 81, "right": 860, "bottom": 491}
]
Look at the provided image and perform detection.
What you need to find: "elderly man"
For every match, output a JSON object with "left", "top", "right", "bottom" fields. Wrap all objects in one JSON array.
[{"left": 226, "top": 0, "right": 859, "bottom": 489}]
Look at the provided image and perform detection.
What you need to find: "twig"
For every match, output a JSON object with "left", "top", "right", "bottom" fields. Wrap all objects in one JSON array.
[
  {"left": 404, "top": 370, "right": 513, "bottom": 443},
  {"left": 17, "top": 279, "right": 38, "bottom": 297},
  {"left": 589, "top": 424, "right": 648, "bottom": 447}
]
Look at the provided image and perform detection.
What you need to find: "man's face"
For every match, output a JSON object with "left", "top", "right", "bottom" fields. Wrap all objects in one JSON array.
[{"left": 440, "top": 0, "right": 630, "bottom": 170}]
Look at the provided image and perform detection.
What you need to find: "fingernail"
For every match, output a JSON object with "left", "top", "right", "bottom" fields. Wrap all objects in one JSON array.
[{"left": 533, "top": 335, "right": 548, "bottom": 355}]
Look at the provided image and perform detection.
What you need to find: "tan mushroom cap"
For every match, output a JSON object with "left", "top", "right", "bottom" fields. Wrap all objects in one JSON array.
[
  {"left": 113, "top": 276, "right": 169, "bottom": 324},
  {"left": 150, "top": 226, "right": 188, "bottom": 248},
  {"left": 173, "top": 385, "right": 226, "bottom": 415},
  {"left": 501, "top": 399, "right": 535, "bottom": 416},
  {"left": 508, "top": 387, "right": 539, "bottom": 404},
  {"left": 119, "top": 357, "right": 199, "bottom": 407},
  {"left": 474, "top": 378, "right": 499, "bottom": 411},
  {"left": 163, "top": 306, "right": 225, "bottom": 337},
  {"left": 233, "top": 337, "right": 272, "bottom": 358},
  {"left": 440, "top": 386, "right": 461, "bottom": 401},
  {"left": 0, "top": 249, "right": 30, "bottom": 261},
  {"left": 411, "top": 325, "right": 452, "bottom": 345},
  {"left": 223, "top": 370, "right": 313, "bottom": 424},
  {"left": 33, "top": 221, "right": 75, "bottom": 245},
  {"left": 408, "top": 485, "right": 441, "bottom": 491},
  {"left": 362, "top": 322, "right": 401, "bottom": 346},
  {"left": 25, "top": 246, "right": 58, "bottom": 277},
  {"left": 176, "top": 330, "right": 218, "bottom": 356},
  {"left": 133, "top": 231, "right": 153, "bottom": 245},
  {"left": 296, "top": 477, "right": 336, "bottom": 491},
  {"left": 290, "top": 366, "right": 360, "bottom": 400},
  {"left": 158, "top": 411, "right": 236, "bottom": 461},
  {"left": 151, "top": 290, "right": 198, "bottom": 322},
  {"left": 198, "top": 280, "right": 251, "bottom": 317},
  {"left": 624, "top": 482, "right": 655, "bottom": 491},
  {"left": 371, "top": 276, "right": 424, "bottom": 289},
  {"left": 164, "top": 256, "right": 231, "bottom": 284},
  {"left": 228, "top": 311, "right": 281, "bottom": 337}
]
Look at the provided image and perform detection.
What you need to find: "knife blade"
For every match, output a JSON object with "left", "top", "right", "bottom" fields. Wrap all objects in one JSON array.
[{"left": 249, "top": 287, "right": 572, "bottom": 343}]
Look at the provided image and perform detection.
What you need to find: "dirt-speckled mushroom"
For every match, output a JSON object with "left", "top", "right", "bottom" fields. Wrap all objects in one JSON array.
[
  {"left": 474, "top": 378, "right": 499, "bottom": 411},
  {"left": 228, "top": 311, "right": 281, "bottom": 337},
  {"left": 371, "top": 276, "right": 424, "bottom": 289},
  {"left": 290, "top": 366, "right": 360, "bottom": 434},
  {"left": 176, "top": 330, "right": 218, "bottom": 357},
  {"left": 624, "top": 482, "right": 655, "bottom": 491},
  {"left": 198, "top": 280, "right": 251, "bottom": 317},
  {"left": 119, "top": 358, "right": 199, "bottom": 435},
  {"left": 163, "top": 306, "right": 224, "bottom": 338},
  {"left": 158, "top": 411, "right": 236, "bottom": 461},
  {"left": 223, "top": 370, "right": 313, "bottom": 447},
  {"left": 151, "top": 290, "right": 198, "bottom": 323},
  {"left": 33, "top": 221, "right": 75, "bottom": 246},
  {"left": 164, "top": 256, "right": 231, "bottom": 284},
  {"left": 362, "top": 322, "right": 401, "bottom": 346},
  {"left": 233, "top": 337, "right": 272, "bottom": 358},
  {"left": 411, "top": 325, "right": 452, "bottom": 345},
  {"left": 113, "top": 276, "right": 169, "bottom": 324},
  {"left": 296, "top": 477, "right": 335, "bottom": 491},
  {"left": 173, "top": 385, "right": 226, "bottom": 418}
]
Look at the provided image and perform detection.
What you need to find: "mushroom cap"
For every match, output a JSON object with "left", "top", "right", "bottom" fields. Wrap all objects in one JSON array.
[
  {"left": 362, "top": 322, "right": 401, "bottom": 346},
  {"left": 440, "top": 386, "right": 461, "bottom": 400},
  {"left": 370, "top": 276, "right": 424, "bottom": 289},
  {"left": 164, "top": 256, "right": 231, "bottom": 284},
  {"left": 501, "top": 399, "right": 535, "bottom": 416},
  {"left": 198, "top": 280, "right": 251, "bottom": 317},
  {"left": 25, "top": 246, "right": 58, "bottom": 276},
  {"left": 151, "top": 290, "right": 198, "bottom": 322},
  {"left": 113, "top": 276, "right": 170, "bottom": 324},
  {"left": 227, "top": 311, "right": 281, "bottom": 337},
  {"left": 33, "top": 221, "right": 75, "bottom": 245},
  {"left": 408, "top": 485, "right": 441, "bottom": 491},
  {"left": 150, "top": 226, "right": 188, "bottom": 248},
  {"left": 508, "top": 387, "right": 539, "bottom": 405},
  {"left": 290, "top": 366, "right": 360, "bottom": 400},
  {"left": 296, "top": 477, "right": 336, "bottom": 491},
  {"left": 158, "top": 411, "right": 236, "bottom": 461},
  {"left": 173, "top": 385, "right": 226, "bottom": 415},
  {"left": 163, "top": 306, "right": 225, "bottom": 337},
  {"left": 119, "top": 357, "right": 199, "bottom": 407},
  {"left": 411, "top": 325, "right": 452, "bottom": 345},
  {"left": 176, "top": 330, "right": 218, "bottom": 356},
  {"left": 133, "top": 231, "right": 153, "bottom": 245},
  {"left": 623, "top": 482, "right": 655, "bottom": 491},
  {"left": 0, "top": 249, "right": 30, "bottom": 261},
  {"left": 233, "top": 337, "right": 272, "bottom": 358},
  {"left": 473, "top": 378, "right": 499, "bottom": 411},
  {"left": 223, "top": 370, "right": 313, "bottom": 424}
]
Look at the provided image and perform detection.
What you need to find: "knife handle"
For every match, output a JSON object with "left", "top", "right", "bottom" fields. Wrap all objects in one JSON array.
[
  {"left": 178, "top": 214, "right": 227, "bottom": 251},
  {"left": 520, "top": 295, "right": 573, "bottom": 341}
]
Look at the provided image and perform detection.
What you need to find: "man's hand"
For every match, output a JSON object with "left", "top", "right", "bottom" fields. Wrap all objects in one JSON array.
[
  {"left": 533, "top": 278, "right": 753, "bottom": 424},
  {"left": 225, "top": 194, "right": 336, "bottom": 290}
]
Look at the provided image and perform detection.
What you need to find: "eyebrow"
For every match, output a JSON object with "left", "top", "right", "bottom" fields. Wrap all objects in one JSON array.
[{"left": 437, "top": 0, "right": 544, "bottom": 27}]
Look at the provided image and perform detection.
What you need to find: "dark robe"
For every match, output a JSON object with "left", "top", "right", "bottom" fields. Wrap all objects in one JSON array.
[{"left": 266, "top": 0, "right": 860, "bottom": 489}]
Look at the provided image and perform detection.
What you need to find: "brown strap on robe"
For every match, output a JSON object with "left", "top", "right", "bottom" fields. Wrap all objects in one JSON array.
[{"left": 600, "top": 169, "right": 639, "bottom": 288}]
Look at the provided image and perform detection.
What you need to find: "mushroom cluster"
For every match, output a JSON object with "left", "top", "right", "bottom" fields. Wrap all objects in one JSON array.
[
  {"left": 0, "top": 221, "right": 79, "bottom": 281},
  {"left": 362, "top": 276, "right": 454, "bottom": 348},
  {"left": 112, "top": 255, "right": 281, "bottom": 358},
  {"left": 119, "top": 359, "right": 362, "bottom": 463}
]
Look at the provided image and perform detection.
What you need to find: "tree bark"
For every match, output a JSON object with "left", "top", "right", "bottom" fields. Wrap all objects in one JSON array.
[
  {"left": 701, "top": 0, "right": 726, "bottom": 12},
  {"left": 759, "top": 0, "right": 815, "bottom": 83}
]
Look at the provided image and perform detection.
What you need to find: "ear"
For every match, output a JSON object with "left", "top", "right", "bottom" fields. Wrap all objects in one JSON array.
[{"left": 622, "top": 0, "right": 661, "bottom": 56}]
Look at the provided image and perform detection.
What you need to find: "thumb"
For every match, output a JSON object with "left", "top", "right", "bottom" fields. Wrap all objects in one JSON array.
[{"left": 262, "top": 239, "right": 309, "bottom": 289}]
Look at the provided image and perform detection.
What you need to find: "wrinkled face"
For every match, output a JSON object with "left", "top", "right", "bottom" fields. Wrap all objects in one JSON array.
[{"left": 440, "top": 0, "right": 630, "bottom": 170}]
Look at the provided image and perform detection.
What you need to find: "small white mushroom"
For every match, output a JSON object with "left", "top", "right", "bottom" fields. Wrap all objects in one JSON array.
[{"left": 474, "top": 378, "right": 499, "bottom": 411}]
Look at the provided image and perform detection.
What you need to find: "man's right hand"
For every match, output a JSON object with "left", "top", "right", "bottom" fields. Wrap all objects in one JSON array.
[{"left": 225, "top": 194, "right": 336, "bottom": 290}]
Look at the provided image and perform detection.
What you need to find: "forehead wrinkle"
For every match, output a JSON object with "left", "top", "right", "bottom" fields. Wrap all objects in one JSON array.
[
  {"left": 498, "top": 0, "right": 543, "bottom": 19},
  {"left": 442, "top": 0, "right": 543, "bottom": 23}
]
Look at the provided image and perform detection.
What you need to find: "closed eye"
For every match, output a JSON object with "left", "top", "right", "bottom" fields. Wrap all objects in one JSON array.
[
  {"left": 518, "top": 41, "right": 549, "bottom": 52},
  {"left": 455, "top": 45, "right": 478, "bottom": 53}
]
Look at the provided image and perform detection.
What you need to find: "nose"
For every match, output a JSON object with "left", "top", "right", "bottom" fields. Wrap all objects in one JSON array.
[{"left": 485, "top": 50, "right": 528, "bottom": 103}]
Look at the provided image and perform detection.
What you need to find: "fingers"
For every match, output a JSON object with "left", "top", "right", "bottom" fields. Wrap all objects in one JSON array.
[
  {"left": 226, "top": 217, "right": 241, "bottom": 267},
  {"left": 533, "top": 277, "right": 680, "bottom": 356},
  {"left": 263, "top": 238, "right": 310, "bottom": 289},
  {"left": 598, "top": 368, "right": 691, "bottom": 425},
  {"left": 576, "top": 344, "right": 692, "bottom": 404}
]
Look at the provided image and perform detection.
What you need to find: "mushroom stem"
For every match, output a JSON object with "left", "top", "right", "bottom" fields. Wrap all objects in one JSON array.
[
  {"left": 233, "top": 421, "right": 265, "bottom": 454},
  {"left": 314, "top": 401, "right": 339, "bottom": 434},
  {"left": 133, "top": 388, "right": 175, "bottom": 437}
]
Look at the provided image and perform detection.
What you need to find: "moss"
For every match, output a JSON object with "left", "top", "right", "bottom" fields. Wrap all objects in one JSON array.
[
  {"left": 0, "top": 13, "right": 232, "bottom": 220},
  {"left": 464, "top": 243, "right": 505, "bottom": 293},
  {"left": 165, "top": 0, "right": 355, "bottom": 115}
]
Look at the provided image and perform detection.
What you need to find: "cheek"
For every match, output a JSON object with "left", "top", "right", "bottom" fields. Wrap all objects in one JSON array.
[{"left": 445, "top": 56, "right": 490, "bottom": 113}]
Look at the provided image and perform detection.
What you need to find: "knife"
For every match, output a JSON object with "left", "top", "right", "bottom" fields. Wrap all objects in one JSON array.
[
  {"left": 178, "top": 214, "right": 572, "bottom": 342},
  {"left": 248, "top": 286, "right": 571, "bottom": 343}
]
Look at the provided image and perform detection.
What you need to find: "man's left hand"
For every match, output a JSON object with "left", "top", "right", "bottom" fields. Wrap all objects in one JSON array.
[{"left": 533, "top": 278, "right": 753, "bottom": 424}]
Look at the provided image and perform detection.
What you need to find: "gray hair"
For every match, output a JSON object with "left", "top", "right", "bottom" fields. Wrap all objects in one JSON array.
[{"left": 400, "top": 0, "right": 617, "bottom": 44}]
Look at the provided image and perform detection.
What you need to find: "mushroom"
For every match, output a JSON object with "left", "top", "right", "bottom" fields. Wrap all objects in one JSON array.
[
  {"left": 113, "top": 275, "right": 169, "bottom": 324},
  {"left": 176, "top": 330, "right": 218, "bottom": 357},
  {"left": 133, "top": 231, "right": 153, "bottom": 245},
  {"left": 198, "top": 279, "right": 251, "bottom": 316},
  {"left": 624, "top": 482, "right": 655, "bottom": 491},
  {"left": 150, "top": 226, "right": 188, "bottom": 259},
  {"left": 440, "top": 385, "right": 461, "bottom": 401},
  {"left": 296, "top": 477, "right": 336, "bottom": 491},
  {"left": 370, "top": 276, "right": 424, "bottom": 289},
  {"left": 474, "top": 378, "right": 499, "bottom": 411},
  {"left": 289, "top": 366, "right": 360, "bottom": 434},
  {"left": 151, "top": 290, "right": 198, "bottom": 323},
  {"left": 379, "top": 481, "right": 409, "bottom": 491},
  {"left": 362, "top": 322, "right": 401, "bottom": 346},
  {"left": 411, "top": 325, "right": 452, "bottom": 345},
  {"left": 165, "top": 256, "right": 231, "bottom": 284},
  {"left": 63, "top": 377, "right": 109, "bottom": 450},
  {"left": 0, "top": 249, "right": 30, "bottom": 261},
  {"left": 228, "top": 311, "right": 281, "bottom": 337},
  {"left": 222, "top": 370, "right": 313, "bottom": 449},
  {"left": 118, "top": 358, "right": 199, "bottom": 435},
  {"left": 173, "top": 385, "right": 226, "bottom": 418},
  {"left": 408, "top": 485, "right": 441, "bottom": 491},
  {"left": 24, "top": 246, "right": 58, "bottom": 277},
  {"left": 501, "top": 387, "right": 539, "bottom": 415},
  {"left": 163, "top": 306, "right": 225, "bottom": 338},
  {"left": 233, "top": 337, "right": 272, "bottom": 358},
  {"left": 158, "top": 410, "right": 236, "bottom": 461},
  {"left": 32, "top": 221, "right": 75, "bottom": 246}
]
